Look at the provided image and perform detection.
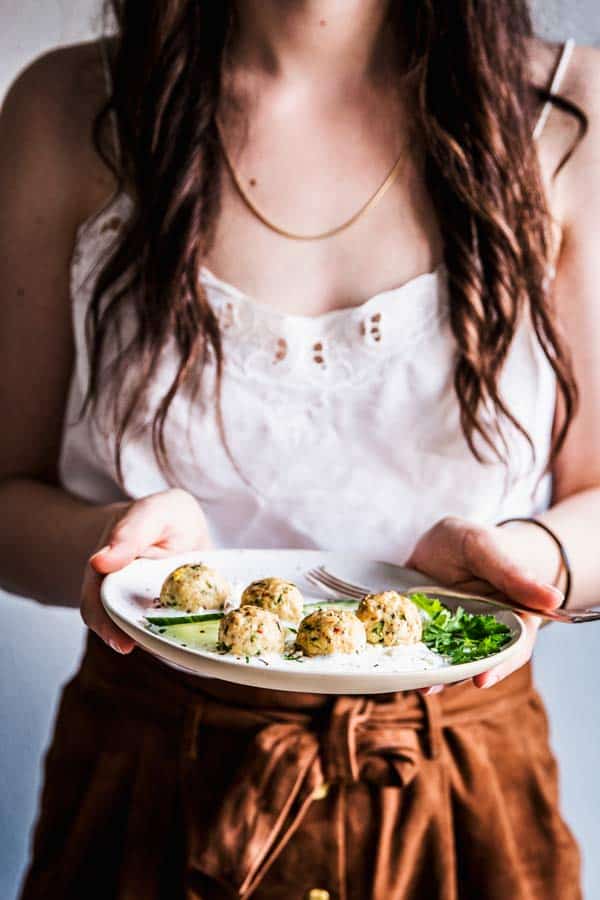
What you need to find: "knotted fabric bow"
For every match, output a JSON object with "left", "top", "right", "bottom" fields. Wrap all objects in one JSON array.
[{"left": 189, "top": 693, "right": 439, "bottom": 898}]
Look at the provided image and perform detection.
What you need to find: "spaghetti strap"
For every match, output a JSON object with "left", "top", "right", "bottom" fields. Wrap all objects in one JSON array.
[
  {"left": 97, "top": 34, "right": 122, "bottom": 167},
  {"left": 533, "top": 38, "right": 576, "bottom": 141}
]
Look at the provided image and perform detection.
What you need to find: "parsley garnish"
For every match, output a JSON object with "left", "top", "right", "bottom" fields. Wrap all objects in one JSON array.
[
  {"left": 371, "top": 620, "right": 385, "bottom": 639},
  {"left": 409, "top": 592, "right": 512, "bottom": 664}
]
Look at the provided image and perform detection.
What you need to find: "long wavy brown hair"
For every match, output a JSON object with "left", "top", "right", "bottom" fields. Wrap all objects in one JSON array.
[{"left": 85, "top": 0, "right": 585, "bottom": 485}]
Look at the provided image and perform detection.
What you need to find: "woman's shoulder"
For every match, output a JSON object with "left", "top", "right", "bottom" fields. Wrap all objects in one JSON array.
[
  {"left": 0, "top": 38, "right": 117, "bottom": 226},
  {"left": 531, "top": 36, "right": 600, "bottom": 135},
  {"left": 528, "top": 35, "right": 600, "bottom": 95},
  {"left": 560, "top": 42, "right": 600, "bottom": 174},
  {"left": 526, "top": 37, "right": 600, "bottom": 230},
  {"left": 557, "top": 41, "right": 600, "bottom": 201},
  {"left": 555, "top": 44, "right": 600, "bottom": 237},
  {"left": 555, "top": 40, "right": 600, "bottom": 109}
]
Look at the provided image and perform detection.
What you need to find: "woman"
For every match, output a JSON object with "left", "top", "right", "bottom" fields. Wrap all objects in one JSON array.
[{"left": 1, "top": 1, "right": 599, "bottom": 897}]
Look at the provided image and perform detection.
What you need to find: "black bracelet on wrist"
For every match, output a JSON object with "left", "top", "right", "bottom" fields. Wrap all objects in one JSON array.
[{"left": 496, "top": 516, "right": 572, "bottom": 609}]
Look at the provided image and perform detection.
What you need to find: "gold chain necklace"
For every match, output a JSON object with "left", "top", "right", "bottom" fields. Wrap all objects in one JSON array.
[{"left": 216, "top": 117, "right": 408, "bottom": 242}]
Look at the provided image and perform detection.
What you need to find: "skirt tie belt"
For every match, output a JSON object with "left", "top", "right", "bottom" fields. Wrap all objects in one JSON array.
[{"left": 187, "top": 691, "right": 450, "bottom": 897}]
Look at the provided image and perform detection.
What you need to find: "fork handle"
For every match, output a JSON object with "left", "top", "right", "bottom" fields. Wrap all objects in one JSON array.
[{"left": 409, "top": 584, "right": 600, "bottom": 624}]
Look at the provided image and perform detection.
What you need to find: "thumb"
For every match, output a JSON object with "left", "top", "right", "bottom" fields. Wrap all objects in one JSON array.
[
  {"left": 89, "top": 501, "right": 167, "bottom": 574},
  {"left": 505, "top": 574, "right": 563, "bottom": 612},
  {"left": 467, "top": 530, "right": 564, "bottom": 612},
  {"left": 89, "top": 542, "right": 141, "bottom": 574}
]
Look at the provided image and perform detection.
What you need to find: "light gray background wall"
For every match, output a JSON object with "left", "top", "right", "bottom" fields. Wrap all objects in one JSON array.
[{"left": 0, "top": 2, "right": 599, "bottom": 899}]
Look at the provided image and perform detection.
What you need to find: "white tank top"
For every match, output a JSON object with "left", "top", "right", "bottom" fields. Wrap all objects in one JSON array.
[{"left": 58, "top": 39, "right": 575, "bottom": 562}]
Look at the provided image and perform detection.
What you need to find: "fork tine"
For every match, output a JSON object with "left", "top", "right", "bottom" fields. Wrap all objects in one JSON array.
[
  {"left": 304, "top": 571, "right": 344, "bottom": 597},
  {"left": 316, "top": 572, "right": 365, "bottom": 598},
  {"left": 305, "top": 567, "right": 365, "bottom": 598},
  {"left": 306, "top": 568, "right": 361, "bottom": 597},
  {"left": 316, "top": 565, "right": 371, "bottom": 595}
]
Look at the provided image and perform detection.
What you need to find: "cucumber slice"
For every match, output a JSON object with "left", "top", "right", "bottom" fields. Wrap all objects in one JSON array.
[
  {"left": 146, "top": 612, "right": 224, "bottom": 626},
  {"left": 146, "top": 600, "right": 357, "bottom": 655},
  {"left": 147, "top": 618, "right": 222, "bottom": 650},
  {"left": 303, "top": 599, "right": 358, "bottom": 610}
]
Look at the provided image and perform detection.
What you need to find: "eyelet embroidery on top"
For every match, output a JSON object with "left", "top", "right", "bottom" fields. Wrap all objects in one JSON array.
[
  {"left": 71, "top": 193, "right": 448, "bottom": 387},
  {"left": 371, "top": 312, "right": 382, "bottom": 342},
  {"left": 273, "top": 337, "right": 288, "bottom": 363},
  {"left": 199, "top": 285, "right": 447, "bottom": 386},
  {"left": 312, "top": 340, "right": 326, "bottom": 369},
  {"left": 220, "top": 301, "right": 236, "bottom": 330},
  {"left": 360, "top": 311, "right": 383, "bottom": 344}
]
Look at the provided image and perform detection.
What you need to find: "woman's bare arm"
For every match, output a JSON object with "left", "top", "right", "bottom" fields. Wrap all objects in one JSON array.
[
  {"left": 522, "top": 45, "right": 600, "bottom": 607},
  {"left": 404, "top": 46, "right": 600, "bottom": 627},
  {"left": 450, "top": 47, "right": 600, "bottom": 611},
  {"left": 477, "top": 49, "right": 600, "bottom": 610},
  {"left": 0, "top": 46, "right": 214, "bottom": 657},
  {"left": 0, "top": 45, "right": 118, "bottom": 605}
]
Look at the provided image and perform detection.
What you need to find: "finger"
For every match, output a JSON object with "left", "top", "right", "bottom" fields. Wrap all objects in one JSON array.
[
  {"left": 89, "top": 497, "right": 168, "bottom": 574},
  {"left": 472, "top": 614, "right": 539, "bottom": 689},
  {"left": 418, "top": 684, "right": 445, "bottom": 695},
  {"left": 80, "top": 563, "right": 136, "bottom": 654},
  {"left": 421, "top": 678, "right": 471, "bottom": 694},
  {"left": 140, "top": 544, "right": 196, "bottom": 560},
  {"left": 463, "top": 529, "right": 563, "bottom": 613}
]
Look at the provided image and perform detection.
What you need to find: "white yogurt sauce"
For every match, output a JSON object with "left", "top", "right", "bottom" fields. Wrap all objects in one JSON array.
[{"left": 199, "top": 634, "right": 445, "bottom": 675}]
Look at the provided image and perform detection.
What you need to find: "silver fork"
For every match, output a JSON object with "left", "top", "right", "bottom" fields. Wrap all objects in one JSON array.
[{"left": 304, "top": 565, "right": 600, "bottom": 624}]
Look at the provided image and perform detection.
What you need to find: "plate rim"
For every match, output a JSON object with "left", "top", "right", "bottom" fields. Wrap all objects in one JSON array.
[{"left": 101, "top": 548, "right": 527, "bottom": 694}]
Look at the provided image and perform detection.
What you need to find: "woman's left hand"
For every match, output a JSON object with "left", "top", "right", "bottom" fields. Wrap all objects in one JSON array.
[{"left": 405, "top": 516, "right": 564, "bottom": 690}]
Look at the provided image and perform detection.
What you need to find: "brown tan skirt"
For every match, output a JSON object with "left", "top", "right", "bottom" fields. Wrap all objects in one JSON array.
[{"left": 19, "top": 632, "right": 581, "bottom": 900}]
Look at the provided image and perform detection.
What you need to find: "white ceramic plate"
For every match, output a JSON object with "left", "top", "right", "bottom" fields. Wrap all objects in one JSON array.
[{"left": 101, "top": 548, "right": 526, "bottom": 694}]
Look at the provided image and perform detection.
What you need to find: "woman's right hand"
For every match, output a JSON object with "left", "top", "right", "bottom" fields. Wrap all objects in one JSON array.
[{"left": 80, "top": 488, "right": 214, "bottom": 654}]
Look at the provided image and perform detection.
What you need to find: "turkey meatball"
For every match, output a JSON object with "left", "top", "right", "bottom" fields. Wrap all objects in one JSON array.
[
  {"left": 296, "top": 608, "right": 366, "bottom": 657},
  {"left": 241, "top": 577, "right": 304, "bottom": 624},
  {"left": 218, "top": 606, "right": 285, "bottom": 656},
  {"left": 159, "top": 563, "right": 231, "bottom": 612},
  {"left": 356, "top": 591, "right": 422, "bottom": 646}
]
